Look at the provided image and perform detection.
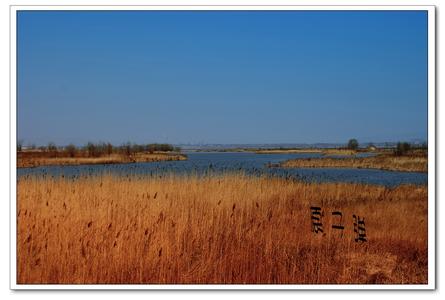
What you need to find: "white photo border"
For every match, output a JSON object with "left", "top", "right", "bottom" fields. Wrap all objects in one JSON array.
[{"left": 9, "top": 5, "right": 436, "bottom": 290}]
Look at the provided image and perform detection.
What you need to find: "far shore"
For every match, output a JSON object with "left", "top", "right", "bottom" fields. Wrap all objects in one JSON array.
[
  {"left": 276, "top": 153, "right": 427, "bottom": 173},
  {"left": 194, "top": 147, "right": 369, "bottom": 154},
  {"left": 254, "top": 148, "right": 365, "bottom": 155},
  {"left": 17, "top": 152, "right": 187, "bottom": 168}
]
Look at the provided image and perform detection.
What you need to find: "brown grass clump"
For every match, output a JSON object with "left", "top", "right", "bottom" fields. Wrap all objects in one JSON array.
[
  {"left": 17, "top": 174, "right": 427, "bottom": 284},
  {"left": 322, "top": 149, "right": 357, "bottom": 156},
  {"left": 17, "top": 152, "right": 187, "bottom": 168},
  {"left": 280, "top": 155, "right": 427, "bottom": 173}
]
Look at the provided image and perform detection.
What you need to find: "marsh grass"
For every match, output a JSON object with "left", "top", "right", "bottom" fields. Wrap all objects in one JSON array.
[
  {"left": 17, "top": 152, "right": 187, "bottom": 168},
  {"left": 280, "top": 155, "right": 427, "bottom": 173},
  {"left": 17, "top": 174, "right": 427, "bottom": 284},
  {"left": 322, "top": 149, "right": 357, "bottom": 156},
  {"left": 255, "top": 148, "right": 361, "bottom": 155}
]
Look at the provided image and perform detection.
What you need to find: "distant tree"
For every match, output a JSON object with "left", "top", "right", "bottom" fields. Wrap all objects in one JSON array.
[
  {"left": 65, "top": 144, "right": 77, "bottom": 158},
  {"left": 106, "top": 143, "right": 113, "bottom": 155},
  {"left": 86, "top": 142, "right": 99, "bottom": 157},
  {"left": 347, "top": 139, "right": 359, "bottom": 150},
  {"left": 145, "top": 143, "right": 175, "bottom": 153},
  {"left": 47, "top": 142, "right": 57, "bottom": 157},
  {"left": 17, "top": 140, "right": 23, "bottom": 152},
  {"left": 47, "top": 142, "right": 57, "bottom": 152},
  {"left": 97, "top": 142, "right": 108, "bottom": 157},
  {"left": 147, "top": 144, "right": 155, "bottom": 154},
  {"left": 394, "top": 142, "right": 411, "bottom": 156},
  {"left": 131, "top": 144, "right": 144, "bottom": 154},
  {"left": 122, "top": 142, "right": 132, "bottom": 156}
]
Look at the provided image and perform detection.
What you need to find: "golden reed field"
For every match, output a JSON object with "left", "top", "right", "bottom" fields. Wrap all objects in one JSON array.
[
  {"left": 17, "top": 152, "right": 187, "bottom": 168},
  {"left": 281, "top": 155, "right": 427, "bottom": 173},
  {"left": 17, "top": 173, "right": 428, "bottom": 284}
]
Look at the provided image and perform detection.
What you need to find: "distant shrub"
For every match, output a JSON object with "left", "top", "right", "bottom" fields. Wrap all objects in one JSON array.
[
  {"left": 17, "top": 140, "right": 23, "bottom": 152},
  {"left": 131, "top": 144, "right": 145, "bottom": 154},
  {"left": 347, "top": 139, "right": 359, "bottom": 150},
  {"left": 394, "top": 142, "right": 411, "bottom": 156},
  {"left": 106, "top": 143, "right": 113, "bottom": 155},
  {"left": 65, "top": 144, "right": 77, "bottom": 158},
  {"left": 85, "top": 142, "right": 101, "bottom": 158},
  {"left": 146, "top": 143, "right": 175, "bottom": 153},
  {"left": 147, "top": 144, "right": 155, "bottom": 154},
  {"left": 47, "top": 142, "right": 57, "bottom": 152},
  {"left": 96, "top": 142, "right": 110, "bottom": 157},
  {"left": 121, "top": 142, "right": 132, "bottom": 156},
  {"left": 47, "top": 142, "right": 57, "bottom": 157}
]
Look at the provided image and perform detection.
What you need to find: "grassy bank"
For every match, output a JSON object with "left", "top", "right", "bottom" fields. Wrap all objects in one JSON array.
[
  {"left": 17, "top": 174, "right": 427, "bottom": 284},
  {"left": 279, "top": 154, "right": 427, "bottom": 173},
  {"left": 17, "top": 152, "right": 187, "bottom": 168},
  {"left": 255, "top": 148, "right": 362, "bottom": 155},
  {"left": 322, "top": 149, "right": 358, "bottom": 156},
  {"left": 195, "top": 148, "right": 355, "bottom": 154}
]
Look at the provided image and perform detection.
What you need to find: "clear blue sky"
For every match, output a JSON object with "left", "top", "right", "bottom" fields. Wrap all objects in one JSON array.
[{"left": 17, "top": 10, "right": 428, "bottom": 146}]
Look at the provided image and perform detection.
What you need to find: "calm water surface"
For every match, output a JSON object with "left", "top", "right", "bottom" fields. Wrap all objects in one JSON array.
[{"left": 17, "top": 152, "right": 427, "bottom": 187}]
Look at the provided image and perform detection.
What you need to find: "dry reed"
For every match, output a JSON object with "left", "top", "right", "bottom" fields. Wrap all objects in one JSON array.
[
  {"left": 17, "top": 153, "right": 187, "bottom": 168},
  {"left": 17, "top": 173, "right": 427, "bottom": 284},
  {"left": 280, "top": 155, "right": 427, "bottom": 173}
]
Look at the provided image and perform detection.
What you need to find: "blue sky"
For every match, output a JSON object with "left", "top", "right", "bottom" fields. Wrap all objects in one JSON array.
[{"left": 17, "top": 10, "right": 428, "bottom": 146}]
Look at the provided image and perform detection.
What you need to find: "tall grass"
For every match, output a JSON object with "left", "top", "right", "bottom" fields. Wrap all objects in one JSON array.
[
  {"left": 17, "top": 152, "right": 187, "bottom": 168},
  {"left": 280, "top": 155, "right": 427, "bottom": 173},
  {"left": 17, "top": 174, "right": 427, "bottom": 284}
]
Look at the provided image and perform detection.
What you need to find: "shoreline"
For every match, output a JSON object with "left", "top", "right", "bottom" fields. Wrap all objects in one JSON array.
[
  {"left": 17, "top": 152, "right": 187, "bottom": 168},
  {"left": 193, "top": 147, "right": 377, "bottom": 155},
  {"left": 277, "top": 154, "right": 427, "bottom": 173}
]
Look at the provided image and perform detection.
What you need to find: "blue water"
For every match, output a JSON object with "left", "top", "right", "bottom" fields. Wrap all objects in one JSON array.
[{"left": 17, "top": 152, "right": 427, "bottom": 187}]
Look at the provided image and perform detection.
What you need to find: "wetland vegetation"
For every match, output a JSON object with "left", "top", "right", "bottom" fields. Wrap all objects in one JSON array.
[
  {"left": 17, "top": 173, "right": 427, "bottom": 284},
  {"left": 17, "top": 142, "right": 186, "bottom": 168},
  {"left": 16, "top": 140, "right": 429, "bottom": 284},
  {"left": 279, "top": 148, "right": 427, "bottom": 173}
]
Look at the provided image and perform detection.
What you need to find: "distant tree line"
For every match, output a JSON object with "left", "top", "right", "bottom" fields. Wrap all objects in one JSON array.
[
  {"left": 393, "top": 142, "right": 411, "bottom": 156},
  {"left": 18, "top": 142, "right": 181, "bottom": 158},
  {"left": 393, "top": 141, "right": 427, "bottom": 156},
  {"left": 344, "top": 138, "right": 427, "bottom": 156}
]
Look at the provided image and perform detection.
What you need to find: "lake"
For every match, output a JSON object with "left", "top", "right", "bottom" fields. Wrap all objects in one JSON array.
[{"left": 17, "top": 152, "right": 427, "bottom": 187}]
